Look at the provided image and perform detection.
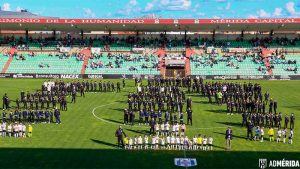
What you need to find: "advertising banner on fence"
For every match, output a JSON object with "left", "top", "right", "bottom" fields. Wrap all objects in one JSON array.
[
  {"left": 174, "top": 158, "right": 197, "bottom": 167},
  {"left": 1, "top": 73, "right": 300, "bottom": 80}
]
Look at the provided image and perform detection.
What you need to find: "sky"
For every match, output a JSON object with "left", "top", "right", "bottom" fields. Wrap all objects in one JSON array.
[{"left": 0, "top": 0, "right": 300, "bottom": 19}]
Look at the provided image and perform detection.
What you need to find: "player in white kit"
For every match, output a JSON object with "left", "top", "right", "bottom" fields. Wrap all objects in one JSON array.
[
  {"left": 137, "top": 135, "right": 143, "bottom": 150},
  {"left": 166, "top": 135, "right": 171, "bottom": 149},
  {"left": 192, "top": 135, "right": 197, "bottom": 150},
  {"left": 203, "top": 135, "right": 207, "bottom": 151},
  {"left": 208, "top": 136, "right": 213, "bottom": 150},
  {"left": 128, "top": 137, "right": 133, "bottom": 150},
  {"left": 160, "top": 123, "right": 165, "bottom": 136},
  {"left": 276, "top": 129, "right": 282, "bottom": 142},
  {"left": 144, "top": 135, "right": 149, "bottom": 149},
  {"left": 165, "top": 122, "right": 170, "bottom": 136}
]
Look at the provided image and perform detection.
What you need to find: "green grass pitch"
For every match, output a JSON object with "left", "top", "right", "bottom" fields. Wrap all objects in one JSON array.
[{"left": 0, "top": 79, "right": 299, "bottom": 169}]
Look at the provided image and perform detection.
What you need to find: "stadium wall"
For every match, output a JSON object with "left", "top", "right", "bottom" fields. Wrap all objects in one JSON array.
[{"left": 1, "top": 73, "right": 300, "bottom": 80}]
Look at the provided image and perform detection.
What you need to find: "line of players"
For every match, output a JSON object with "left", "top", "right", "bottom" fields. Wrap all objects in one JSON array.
[
  {"left": 193, "top": 80, "right": 278, "bottom": 114},
  {"left": 79, "top": 79, "right": 124, "bottom": 93},
  {"left": 123, "top": 134, "right": 213, "bottom": 150},
  {"left": 0, "top": 122, "right": 33, "bottom": 138},
  {"left": 124, "top": 108, "right": 193, "bottom": 127},
  {"left": 2, "top": 108, "right": 61, "bottom": 124},
  {"left": 3, "top": 78, "right": 126, "bottom": 111},
  {"left": 247, "top": 126, "right": 294, "bottom": 144},
  {"left": 242, "top": 112, "right": 295, "bottom": 130}
]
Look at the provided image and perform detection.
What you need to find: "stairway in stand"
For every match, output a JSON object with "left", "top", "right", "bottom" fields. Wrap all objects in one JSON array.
[
  {"left": 1, "top": 47, "right": 17, "bottom": 73},
  {"left": 80, "top": 48, "right": 91, "bottom": 74},
  {"left": 155, "top": 48, "right": 166, "bottom": 77},
  {"left": 262, "top": 48, "right": 273, "bottom": 75}
]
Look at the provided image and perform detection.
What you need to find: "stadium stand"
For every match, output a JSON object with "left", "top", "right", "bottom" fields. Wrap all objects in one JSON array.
[
  {"left": 1, "top": 32, "right": 300, "bottom": 76},
  {"left": 0, "top": 54, "right": 10, "bottom": 72},
  {"left": 85, "top": 53, "right": 160, "bottom": 75},
  {"left": 190, "top": 52, "right": 267, "bottom": 76},
  {"left": 6, "top": 53, "right": 83, "bottom": 74},
  {"left": 269, "top": 55, "right": 299, "bottom": 75}
]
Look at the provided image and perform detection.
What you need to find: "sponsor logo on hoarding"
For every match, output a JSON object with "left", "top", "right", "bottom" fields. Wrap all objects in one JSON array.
[
  {"left": 174, "top": 158, "right": 197, "bottom": 167},
  {"left": 60, "top": 74, "right": 79, "bottom": 79}
]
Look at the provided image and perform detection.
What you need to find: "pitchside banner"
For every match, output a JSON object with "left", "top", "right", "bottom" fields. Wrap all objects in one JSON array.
[
  {"left": 1, "top": 73, "right": 300, "bottom": 80},
  {"left": 174, "top": 158, "right": 197, "bottom": 167},
  {"left": 0, "top": 18, "right": 299, "bottom": 24}
]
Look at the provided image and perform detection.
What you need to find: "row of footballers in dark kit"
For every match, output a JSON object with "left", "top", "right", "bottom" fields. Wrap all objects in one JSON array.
[
  {"left": 42, "top": 80, "right": 124, "bottom": 94},
  {"left": 127, "top": 88, "right": 190, "bottom": 112},
  {"left": 2, "top": 108, "right": 62, "bottom": 124},
  {"left": 2, "top": 78, "right": 128, "bottom": 111},
  {"left": 1, "top": 79, "right": 126, "bottom": 124},
  {"left": 195, "top": 79, "right": 296, "bottom": 130},
  {"left": 125, "top": 78, "right": 193, "bottom": 125}
]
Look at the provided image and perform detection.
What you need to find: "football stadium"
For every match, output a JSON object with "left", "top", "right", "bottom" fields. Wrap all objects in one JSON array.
[{"left": 0, "top": 0, "right": 299, "bottom": 168}]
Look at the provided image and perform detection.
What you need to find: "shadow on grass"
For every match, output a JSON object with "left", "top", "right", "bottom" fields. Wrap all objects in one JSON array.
[
  {"left": 213, "top": 131, "right": 248, "bottom": 140},
  {"left": 215, "top": 121, "right": 242, "bottom": 127},
  {"left": 103, "top": 118, "right": 124, "bottom": 124},
  {"left": 90, "top": 139, "right": 118, "bottom": 148},
  {"left": 126, "top": 128, "right": 149, "bottom": 135},
  {"left": 212, "top": 144, "right": 226, "bottom": 150},
  {"left": 206, "top": 109, "right": 228, "bottom": 114},
  {"left": 0, "top": 148, "right": 298, "bottom": 169},
  {"left": 194, "top": 100, "right": 213, "bottom": 104},
  {"left": 109, "top": 108, "right": 125, "bottom": 112},
  {"left": 284, "top": 105, "right": 300, "bottom": 111},
  {"left": 115, "top": 100, "right": 127, "bottom": 103}
]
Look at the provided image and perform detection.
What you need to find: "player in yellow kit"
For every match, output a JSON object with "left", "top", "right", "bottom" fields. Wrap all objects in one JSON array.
[
  {"left": 268, "top": 127, "right": 274, "bottom": 142},
  {"left": 28, "top": 125, "right": 33, "bottom": 137},
  {"left": 123, "top": 137, "right": 129, "bottom": 149},
  {"left": 197, "top": 134, "right": 203, "bottom": 150}
]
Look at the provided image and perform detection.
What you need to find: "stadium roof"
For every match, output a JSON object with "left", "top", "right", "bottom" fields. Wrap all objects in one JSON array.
[{"left": 0, "top": 18, "right": 299, "bottom": 32}]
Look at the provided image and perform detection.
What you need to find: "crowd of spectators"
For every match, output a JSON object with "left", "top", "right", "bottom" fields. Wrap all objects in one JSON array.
[
  {"left": 266, "top": 50, "right": 298, "bottom": 74},
  {"left": 88, "top": 52, "right": 159, "bottom": 71},
  {"left": 2, "top": 35, "right": 299, "bottom": 49},
  {"left": 191, "top": 50, "right": 266, "bottom": 71}
]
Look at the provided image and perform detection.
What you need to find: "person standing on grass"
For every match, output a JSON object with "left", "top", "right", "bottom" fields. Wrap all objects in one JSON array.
[
  {"left": 122, "top": 78, "right": 126, "bottom": 88},
  {"left": 28, "top": 124, "right": 32, "bottom": 137},
  {"left": 284, "top": 114, "right": 289, "bottom": 129},
  {"left": 115, "top": 126, "right": 126, "bottom": 148},
  {"left": 71, "top": 90, "right": 76, "bottom": 103},
  {"left": 186, "top": 97, "right": 192, "bottom": 110},
  {"left": 117, "top": 82, "right": 121, "bottom": 93},
  {"left": 54, "top": 108, "right": 61, "bottom": 124},
  {"left": 149, "top": 118, "right": 156, "bottom": 134},
  {"left": 186, "top": 108, "right": 193, "bottom": 126},
  {"left": 225, "top": 127, "right": 233, "bottom": 150},
  {"left": 80, "top": 84, "right": 85, "bottom": 97},
  {"left": 260, "top": 127, "right": 265, "bottom": 142},
  {"left": 2, "top": 93, "right": 9, "bottom": 110},
  {"left": 290, "top": 113, "right": 295, "bottom": 129},
  {"left": 268, "top": 127, "right": 274, "bottom": 142},
  {"left": 217, "top": 91, "right": 223, "bottom": 106},
  {"left": 247, "top": 121, "right": 254, "bottom": 140}
]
